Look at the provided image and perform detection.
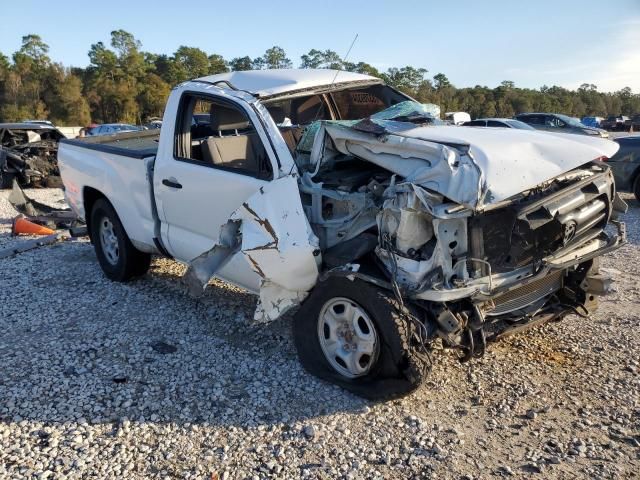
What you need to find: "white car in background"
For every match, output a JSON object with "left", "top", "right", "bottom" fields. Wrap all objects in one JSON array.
[
  {"left": 444, "top": 111, "right": 471, "bottom": 125},
  {"left": 463, "top": 118, "right": 536, "bottom": 130}
]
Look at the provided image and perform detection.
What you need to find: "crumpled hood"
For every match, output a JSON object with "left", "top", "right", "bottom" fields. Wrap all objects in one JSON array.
[
  {"left": 309, "top": 118, "right": 619, "bottom": 209},
  {"left": 398, "top": 126, "right": 619, "bottom": 205}
]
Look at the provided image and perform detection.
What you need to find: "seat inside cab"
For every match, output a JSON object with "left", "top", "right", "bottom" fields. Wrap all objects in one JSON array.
[{"left": 188, "top": 100, "right": 271, "bottom": 179}]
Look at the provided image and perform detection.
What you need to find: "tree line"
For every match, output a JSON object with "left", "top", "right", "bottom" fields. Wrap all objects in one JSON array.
[{"left": 1, "top": 31, "right": 638, "bottom": 126}]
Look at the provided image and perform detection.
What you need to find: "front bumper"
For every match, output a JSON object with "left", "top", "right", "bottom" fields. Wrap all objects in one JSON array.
[{"left": 414, "top": 220, "right": 626, "bottom": 303}]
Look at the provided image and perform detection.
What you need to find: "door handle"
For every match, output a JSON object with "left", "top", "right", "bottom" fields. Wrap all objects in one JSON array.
[{"left": 162, "top": 178, "right": 182, "bottom": 189}]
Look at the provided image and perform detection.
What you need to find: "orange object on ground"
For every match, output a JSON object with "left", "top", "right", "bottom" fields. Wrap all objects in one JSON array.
[{"left": 11, "top": 216, "right": 55, "bottom": 236}]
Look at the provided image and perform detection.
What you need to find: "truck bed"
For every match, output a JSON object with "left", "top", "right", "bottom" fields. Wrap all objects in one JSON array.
[
  {"left": 60, "top": 130, "right": 159, "bottom": 159},
  {"left": 57, "top": 131, "right": 158, "bottom": 252}
]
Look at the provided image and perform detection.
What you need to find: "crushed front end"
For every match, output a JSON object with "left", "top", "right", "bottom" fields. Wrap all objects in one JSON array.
[{"left": 375, "top": 161, "right": 626, "bottom": 361}]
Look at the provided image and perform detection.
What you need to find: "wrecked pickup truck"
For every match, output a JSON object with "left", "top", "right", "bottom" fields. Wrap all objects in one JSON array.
[{"left": 58, "top": 69, "right": 627, "bottom": 399}]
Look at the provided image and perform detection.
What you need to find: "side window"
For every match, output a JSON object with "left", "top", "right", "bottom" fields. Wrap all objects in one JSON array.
[
  {"left": 465, "top": 120, "right": 486, "bottom": 126},
  {"left": 291, "top": 95, "right": 329, "bottom": 124},
  {"left": 545, "top": 116, "right": 565, "bottom": 128},
  {"left": 487, "top": 120, "right": 505, "bottom": 127},
  {"left": 174, "top": 94, "right": 273, "bottom": 180},
  {"left": 525, "top": 115, "right": 543, "bottom": 125}
]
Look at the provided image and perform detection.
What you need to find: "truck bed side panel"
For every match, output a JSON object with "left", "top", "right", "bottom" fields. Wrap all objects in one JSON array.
[{"left": 58, "top": 142, "right": 156, "bottom": 250}]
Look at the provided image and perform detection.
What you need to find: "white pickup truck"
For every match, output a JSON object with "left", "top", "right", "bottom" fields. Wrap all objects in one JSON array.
[{"left": 59, "top": 69, "right": 627, "bottom": 399}]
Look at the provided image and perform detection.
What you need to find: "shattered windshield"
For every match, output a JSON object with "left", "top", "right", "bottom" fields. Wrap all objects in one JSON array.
[{"left": 296, "top": 100, "right": 443, "bottom": 153}]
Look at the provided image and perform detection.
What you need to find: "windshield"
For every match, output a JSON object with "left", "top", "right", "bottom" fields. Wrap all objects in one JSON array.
[
  {"left": 556, "top": 114, "right": 585, "bottom": 128},
  {"left": 264, "top": 84, "right": 415, "bottom": 126}
]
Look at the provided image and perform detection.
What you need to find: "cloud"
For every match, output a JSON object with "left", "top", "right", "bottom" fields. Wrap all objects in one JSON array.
[
  {"left": 503, "top": 19, "right": 640, "bottom": 92},
  {"left": 580, "top": 26, "right": 640, "bottom": 92}
]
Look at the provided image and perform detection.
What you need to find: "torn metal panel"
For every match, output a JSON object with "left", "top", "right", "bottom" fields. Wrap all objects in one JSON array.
[
  {"left": 182, "top": 220, "right": 242, "bottom": 297},
  {"left": 234, "top": 175, "right": 320, "bottom": 322},
  {"left": 308, "top": 120, "right": 483, "bottom": 208},
  {"left": 184, "top": 175, "right": 320, "bottom": 322}
]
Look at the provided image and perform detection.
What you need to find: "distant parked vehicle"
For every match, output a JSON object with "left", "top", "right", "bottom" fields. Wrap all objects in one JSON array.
[
  {"left": 515, "top": 113, "right": 609, "bottom": 138},
  {"left": 88, "top": 124, "right": 144, "bottom": 136},
  {"left": 444, "top": 112, "right": 471, "bottom": 125},
  {"left": 22, "top": 119, "right": 55, "bottom": 127},
  {"left": 607, "top": 135, "right": 640, "bottom": 202},
  {"left": 623, "top": 115, "right": 640, "bottom": 132},
  {"left": 601, "top": 115, "right": 629, "bottom": 131},
  {"left": 462, "top": 118, "right": 535, "bottom": 130},
  {"left": 581, "top": 116, "right": 603, "bottom": 128}
]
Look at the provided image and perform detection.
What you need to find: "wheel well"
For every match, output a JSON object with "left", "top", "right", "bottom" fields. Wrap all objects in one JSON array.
[{"left": 83, "top": 187, "right": 106, "bottom": 243}]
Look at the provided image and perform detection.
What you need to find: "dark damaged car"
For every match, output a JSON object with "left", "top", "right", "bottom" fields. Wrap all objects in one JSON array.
[
  {"left": 0, "top": 122, "right": 65, "bottom": 188},
  {"left": 58, "top": 70, "right": 627, "bottom": 399}
]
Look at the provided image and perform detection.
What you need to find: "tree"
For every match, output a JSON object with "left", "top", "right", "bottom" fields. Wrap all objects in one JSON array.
[
  {"left": 345, "top": 62, "right": 381, "bottom": 78},
  {"left": 208, "top": 54, "right": 228, "bottom": 74},
  {"left": 384, "top": 66, "right": 428, "bottom": 93},
  {"left": 229, "top": 56, "right": 253, "bottom": 71},
  {"left": 300, "top": 49, "right": 343, "bottom": 69},
  {"left": 433, "top": 73, "right": 451, "bottom": 90},
  {"left": 173, "top": 46, "right": 210, "bottom": 81},
  {"left": 260, "top": 46, "right": 292, "bottom": 69}
]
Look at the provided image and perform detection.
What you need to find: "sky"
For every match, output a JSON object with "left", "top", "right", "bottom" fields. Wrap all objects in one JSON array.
[{"left": 1, "top": 0, "right": 639, "bottom": 92}]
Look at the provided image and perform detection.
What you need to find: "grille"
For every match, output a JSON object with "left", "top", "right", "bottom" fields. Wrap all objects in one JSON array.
[
  {"left": 488, "top": 271, "right": 563, "bottom": 316},
  {"left": 474, "top": 169, "right": 613, "bottom": 274}
]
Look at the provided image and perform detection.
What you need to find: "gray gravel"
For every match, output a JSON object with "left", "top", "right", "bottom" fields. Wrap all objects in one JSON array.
[{"left": 0, "top": 189, "right": 638, "bottom": 479}]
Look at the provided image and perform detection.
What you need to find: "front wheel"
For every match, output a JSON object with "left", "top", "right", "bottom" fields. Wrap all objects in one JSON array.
[
  {"left": 90, "top": 198, "right": 151, "bottom": 282},
  {"left": 293, "top": 277, "right": 428, "bottom": 400}
]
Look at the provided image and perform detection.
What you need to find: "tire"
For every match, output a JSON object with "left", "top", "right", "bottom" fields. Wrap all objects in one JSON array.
[
  {"left": 90, "top": 198, "right": 151, "bottom": 282},
  {"left": 633, "top": 175, "right": 640, "bottom": 204},
  {"left": 293, "top": 276, "right": 428, "bottom": 400}
]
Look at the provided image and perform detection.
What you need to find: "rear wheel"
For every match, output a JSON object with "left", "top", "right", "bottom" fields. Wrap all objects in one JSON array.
[
  {"left": 293, "top": 277, "right": 428, "bottom": 400},
  {"left": 90, "top": 198, "right": 151, "bottom": 281},
  {"left": 633, "top": 175, "right": 640, "bottom": 204}
]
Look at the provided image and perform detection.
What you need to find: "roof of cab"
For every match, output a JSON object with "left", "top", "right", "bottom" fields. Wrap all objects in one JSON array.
[{"left": 194, "top": 69, "right": 380, "bottom": 97}]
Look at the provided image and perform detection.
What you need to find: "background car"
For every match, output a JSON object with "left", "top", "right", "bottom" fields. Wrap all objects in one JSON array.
[
  {"left": 608, "top": 135, "right": 640, "bottom": 202},
  {"left": 21, "top": 119, "right": 55, "bottom": 127},
  {"left": 623, "top": 115, "right": 640, "bottom": 132},
  {"left": 444, "top": 111, "right": 471, "bottom": 125},
  {"left": 515, "top": 112, "right": 609, "bottom": 138},
  {"left": 87, "top": 123, "right": 144, "bottom": 136},
  {"left": 601, "top": 115, "right": 629, "bottom": 131},
  {"left": 581, "top": 116, "right": 603, "bottom": 128},
  {"left": 462, "top": 118, "right": 535, "bottom": 130}
]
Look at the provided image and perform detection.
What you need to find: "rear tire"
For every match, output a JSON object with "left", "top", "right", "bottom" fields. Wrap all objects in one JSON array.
[
  {"left": 633, "top": 175, "right": 640, "bottom": 204},
  {"left": 90, "top": 198, "right": 151, "bottom": 282},
  {"left": 293, "top": 276, "right": 428, "bottom": 400}
]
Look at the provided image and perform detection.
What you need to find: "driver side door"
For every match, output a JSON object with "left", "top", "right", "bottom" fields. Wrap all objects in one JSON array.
[{"left": 153, "top": 90, "right": 280, "bottom": 292}]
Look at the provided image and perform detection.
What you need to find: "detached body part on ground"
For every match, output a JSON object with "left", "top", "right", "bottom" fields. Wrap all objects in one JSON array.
[{"left": 57, "top": 69, "right": 628, "bottom": 399}]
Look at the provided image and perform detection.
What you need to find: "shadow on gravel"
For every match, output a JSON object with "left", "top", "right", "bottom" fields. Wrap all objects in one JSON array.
[{"left": 0, "top": 243, "right": 369, "bottom": 432}]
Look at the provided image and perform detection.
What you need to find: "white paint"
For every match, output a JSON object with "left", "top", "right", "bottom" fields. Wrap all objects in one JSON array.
[{"left": 195, "top": 69, "right": 380, "bottom": 98}]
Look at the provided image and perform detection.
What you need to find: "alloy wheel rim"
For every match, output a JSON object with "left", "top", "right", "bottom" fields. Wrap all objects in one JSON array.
[
  {"left": 99, "top": 217, "right": 119, "bottom": 265},
  {"left": 317, "top": 297, "right": 379, "bottom": 378}
]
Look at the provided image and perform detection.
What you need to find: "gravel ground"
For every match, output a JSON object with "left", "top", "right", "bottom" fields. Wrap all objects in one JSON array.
[{"left": 0, "top": 188, "right": 638, "bottom": 480}]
